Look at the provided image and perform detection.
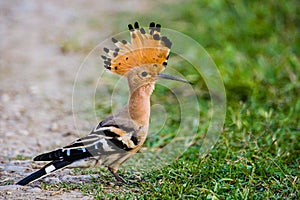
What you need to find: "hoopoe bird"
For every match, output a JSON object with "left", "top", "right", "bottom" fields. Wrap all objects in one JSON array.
[{"left": 16, "top": 22, "right": 190, "bottom": 186}]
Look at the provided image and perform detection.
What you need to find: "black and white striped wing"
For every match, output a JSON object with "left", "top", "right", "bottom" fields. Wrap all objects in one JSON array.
[
  {"left": 34, "top": 125, "right": 139, "bottom": 162},
  {"left": 16, "top": 123, "right": 140, "bottom": 186}
]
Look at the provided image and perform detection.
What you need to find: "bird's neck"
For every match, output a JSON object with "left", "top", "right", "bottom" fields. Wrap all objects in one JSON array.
[{"left": 128, "top": 83, "right": 154, "bottom": 127}]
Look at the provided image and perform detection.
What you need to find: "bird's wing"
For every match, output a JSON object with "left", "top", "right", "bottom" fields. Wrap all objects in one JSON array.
[{"left": 33, "top": 121, "right": 140, "bottom": 162}]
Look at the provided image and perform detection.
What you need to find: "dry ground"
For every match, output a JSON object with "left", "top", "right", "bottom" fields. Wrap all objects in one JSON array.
[{"left": 0, "top": 1, "right": 150, "bottom": 199}]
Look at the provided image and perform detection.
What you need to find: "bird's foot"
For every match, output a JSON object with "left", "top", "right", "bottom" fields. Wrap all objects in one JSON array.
[{"left": 108, "top": 167, "right": 142, "bottom": 185}]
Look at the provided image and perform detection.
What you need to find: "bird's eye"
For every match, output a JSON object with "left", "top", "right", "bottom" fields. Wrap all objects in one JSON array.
[{"left": 141, "top": 71, "right": 148, "bottom": 77}]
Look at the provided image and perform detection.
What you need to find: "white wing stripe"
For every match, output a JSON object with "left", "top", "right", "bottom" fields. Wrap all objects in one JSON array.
[
  {"left": 93, "top": 126, "right": 113, "bottom": 132},
  {"left": 45, "top": 165, "right": 56, "bottom": 174}
]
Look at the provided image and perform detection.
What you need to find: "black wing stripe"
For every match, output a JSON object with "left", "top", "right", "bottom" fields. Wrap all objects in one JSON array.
[{"left": 34, "top": 149, "right": 64, "bottom": 161}]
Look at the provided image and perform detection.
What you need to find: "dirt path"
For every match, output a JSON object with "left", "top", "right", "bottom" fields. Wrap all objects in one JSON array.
[{"left": 0, "top": 1, "right": 149, "bottom": 199}]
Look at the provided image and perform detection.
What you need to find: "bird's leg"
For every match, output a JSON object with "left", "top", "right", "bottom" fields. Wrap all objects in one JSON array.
[{"left": 108, "top": 167, "right": 129, "bottom": 184}]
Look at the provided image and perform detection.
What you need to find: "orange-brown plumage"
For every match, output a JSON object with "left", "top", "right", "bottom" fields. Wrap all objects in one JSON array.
[{"left": 102, "top": 22, "right": 172, "bottom": 76}]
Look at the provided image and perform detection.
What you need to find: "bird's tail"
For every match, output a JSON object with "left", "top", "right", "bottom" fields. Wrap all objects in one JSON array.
[{"left": 16, "top": 160, "right": 73, "bottom": 186}]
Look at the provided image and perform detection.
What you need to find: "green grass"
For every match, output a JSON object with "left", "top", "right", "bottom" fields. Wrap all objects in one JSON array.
[{"left": 44, "top": 0, "right": 299, "bottom": 199}]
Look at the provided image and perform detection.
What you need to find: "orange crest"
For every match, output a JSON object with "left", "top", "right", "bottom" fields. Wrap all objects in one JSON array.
[{"left": 101, "top": 22, "right": 172, "bottom": 75}]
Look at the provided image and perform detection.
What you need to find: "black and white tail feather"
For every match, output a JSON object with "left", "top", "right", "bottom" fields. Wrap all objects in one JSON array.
[{"left": 16, "top": 160, "right": 73, "bottom": 186}]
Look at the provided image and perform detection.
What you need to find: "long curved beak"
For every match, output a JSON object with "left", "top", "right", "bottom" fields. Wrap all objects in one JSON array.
[{"left": 157, "top": 74, "right": 191, "bottom": 84}]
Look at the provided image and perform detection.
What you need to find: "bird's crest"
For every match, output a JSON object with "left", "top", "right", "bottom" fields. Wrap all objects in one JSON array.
[{"left": 101, "top": 22, "right": 172, "bottom": 75}]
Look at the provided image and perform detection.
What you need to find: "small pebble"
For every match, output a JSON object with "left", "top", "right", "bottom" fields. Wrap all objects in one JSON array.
[
  {"left": 4, "top": 132, "right": 14, "bottom": 137},
  {"left": 30, "top": 85, "right": 40, "bottom": 95},
  {"left": 19, "top": 130, "right": 29, "bottom": 136},
  {"left": 1, "top": 93, "right": 10, "bottom": 102},
  {"left": 26, "top": 187, "right": 42, "bottom": 193},
  {"left": 50, "top": 123, "right": 59, "bottom": 132},
  {"left": 44, "top": 177, "right": 61, "bottom": 184}
]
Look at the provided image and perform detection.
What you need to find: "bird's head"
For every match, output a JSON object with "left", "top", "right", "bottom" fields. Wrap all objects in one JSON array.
[{"left": 126, "top": 63, "right": 189, "bottom": 92}]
